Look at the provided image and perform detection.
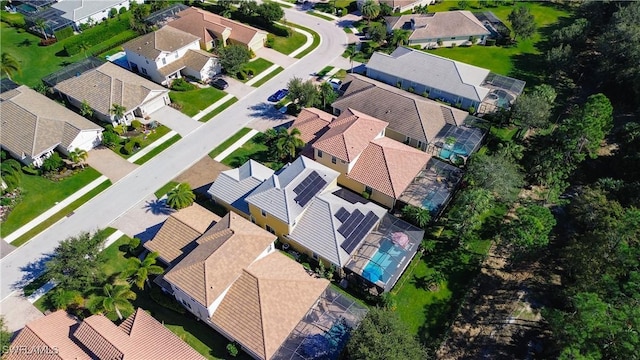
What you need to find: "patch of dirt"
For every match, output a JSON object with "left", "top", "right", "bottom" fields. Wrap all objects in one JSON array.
[{"left": 173, "top": 156, "right": 230, "bottom": 194}]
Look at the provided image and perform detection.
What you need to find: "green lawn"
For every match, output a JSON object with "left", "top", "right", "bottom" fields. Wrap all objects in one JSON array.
[
  {"left": 292, "top": 23, "right": 321, "bottom": 59},
  {"left": 307, "top": 10, "right": 336, "bottom": 21},
  {"left": 208, "top": 127, "right": 252, "bottom": 159},
  {"left": 0, "top": 14, "right": 136, "bottom": 87},
  {"left": 317, "top": 66, "right": 334, "bottom": 78},
  {"left": 424, "top": 2, "right": 569, "bottom": 78},
  {"left": 112, "top": 125, "right": 171, "bottom": 159},
  {"left": 133, "top": 134, "right": 182, "bottom": 165},
  {"left": 1, "top": 168, "right": 101, "bottom": 237},
  {"left": 169, "top": 87, "right": 226, "bottom": 117},
  {"left": 199, "top": 97, "right": 238, "bottom": 122},
  {"left": 270, "top": 28, "right": 307, "bottom": 55},
  {"left": 241, "top": 58, "right": 274, "bottom": 83},
  {"left": 220, "top": 133, "right": 283, "bottom": 170},
  {"left": 155, "top": 181, "right": 179, "bottom": 199},
  {"left": 249, "top": 66, "right": 283, "bottom": 87}
]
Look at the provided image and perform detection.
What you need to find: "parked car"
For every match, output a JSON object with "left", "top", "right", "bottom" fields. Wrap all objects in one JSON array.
[
  {"left": 211, "top": 78, "right": 229, "bottom": 90},
  {"left": 268, "top": 89, "right": 289, "bottom": 102},
  {"left": 328, "top": 78, "right": 342, "bottom": 91}
]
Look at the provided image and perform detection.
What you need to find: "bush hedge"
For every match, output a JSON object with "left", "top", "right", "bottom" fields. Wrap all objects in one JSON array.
[
  {"left": 170, "top": 78, "right": 196, "bottom": 91},
  {"left": 63, "top": 14, "right": 131, "bottom": 55},
  {"left": 54, "top": 26, "right": 74, "bottom": 41}
]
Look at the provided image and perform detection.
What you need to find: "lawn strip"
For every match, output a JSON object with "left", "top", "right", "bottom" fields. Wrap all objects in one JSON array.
[
  {"left": 199, "top": 97, "right": 238, "bottom": 122},
  {"left": 207, "top": 127, "right": 252, "bottom": 159},
  {"left": 307, "top": 10, "right": 336, "bottom": 21},
  {"left": 250, "top": 66, "right": 284, "bottom": 87},
  {"left": 155, "top": 181, "right": 179, "bottom": 199},
  {"left": 133, "top": 134, "right": 182, "bottom": 165}
]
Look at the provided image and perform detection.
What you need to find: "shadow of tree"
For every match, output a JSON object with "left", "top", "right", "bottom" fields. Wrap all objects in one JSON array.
[
  {"left": 247, "top": 102, "right": 290, "bottom": 120},
  {"left": 134, "top": 222, "right": 164, "bottom": 243},
  {"left": 143, "top": 199, "right": 174, "bottom": 215},
  {"left": 14, "top": 253, "right": 54, "bottom": 290}
]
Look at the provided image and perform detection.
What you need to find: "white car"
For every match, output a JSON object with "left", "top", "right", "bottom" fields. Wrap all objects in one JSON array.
[{"left": 328, "top": 78, "right": 342, "bottom": 91}]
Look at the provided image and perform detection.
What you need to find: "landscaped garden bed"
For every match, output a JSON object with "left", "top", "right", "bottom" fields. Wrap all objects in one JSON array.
[{"left": 102, "top": 122, "right": 171, "bottom": 158}]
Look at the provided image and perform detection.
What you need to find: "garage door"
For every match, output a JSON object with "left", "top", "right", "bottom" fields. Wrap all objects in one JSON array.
[{"left": 143, "top": 95, "right": 168, "bottom": 115}]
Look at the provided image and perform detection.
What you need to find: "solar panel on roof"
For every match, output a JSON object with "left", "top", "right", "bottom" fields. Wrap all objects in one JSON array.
[
  {"left": 335, "top": 207, "right": 350, "bottom": 223},
  {"left": 339, "top": 211, "right": 380, "bottom": 254},
  {"left": 293, "top": 171, "right": 327, "bottom": 207},
  {"left": 337, "top": 210, "right": 364, "bottom": 238}
]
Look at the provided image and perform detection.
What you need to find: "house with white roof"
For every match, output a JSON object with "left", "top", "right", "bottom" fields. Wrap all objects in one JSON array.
[{"left": 52, "top": 0, "right": 135, "bottom": 30}]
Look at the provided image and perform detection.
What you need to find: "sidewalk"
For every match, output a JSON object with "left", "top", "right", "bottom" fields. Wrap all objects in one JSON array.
[
  {"left": 3, "top": 175, "right": 109, "bottom": 244},
  {"left": 213, "top": 129, "right": 260, "bottom": 162},
  {"left": 127, "top": 130, "right": 179, "bottom": 163},
  {"left": 192, "top": 94, "right": 235, "bottom": 121},
  {"left": 281, "top": 24, "right": 315, "bottom": 58}
]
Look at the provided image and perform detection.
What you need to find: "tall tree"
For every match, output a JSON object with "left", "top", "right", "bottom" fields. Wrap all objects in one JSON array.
[
  {"left": 319, "top": 81, "right": 337, "bottom": 109},
  {"left": 80, "top": 100, "right": 93, "bottom": 118},
  {"left": 35, "top": 18, "right": 48, "bottom": 39},
  {"left": 448, "top": 188, "right": 493, "bottom": 243},
  {"left": 464, "top": 152, "right": 524, "bottom": 203},
  {"left": 68, "top": 148, "right": 88, "bottom": 169},
  {"left": 239, "top": 0, "right": 259, "bottom": 16},
  {"left": 166, "top": 182, "right": 195, "bottom": 209},
  {"left": 257, "top": 2, "right": 284, "bottom": 25},
  {"left": 219, "top": 45, "right": 251, "bottom": 76},
  {"left": 0, "top": 316, "right": 11, "bottom": 356},
  {"left": 45, "top": 230, "right": 108, "bottom": 291},
  {"left": 510, "top": 84, "right": 556, "bottom": 129},
  {"left": 125, "top": 251, "right": 164, "bottom": 290},
  {"left": 507, "top": 5, "right": 536, "bottom": 41},
  {"left": 90, "top": 283, "right": 136, "bottom": 320},
  {"left": 361, "top": 0, "right": 380, "bottom": 25},
  {"left": 502, "top": 204, "right": 556, "bottom": 252},
  {"left": 346, "top": 307, "right": 427, "bottom": 360},
  {"left": 367, "top": 22, "right": 387, "bottom": 44},
  {"left": 402, "top": 205, "right": 431, "bottom": 228},
  {"left": 50, "top": 289, "right": 84, "bottom": 311},
  {"left": 275, "top": 127, "right": 305, "bottom": 162},
  {"left": 287, "top": 77, "right": 320, "bottom": 109},
  {"left": 0, "top": 52, "right": 20, "bottom": 81},
  {"left": 389, "top": 29, "right": 410, "bottom": 47}
]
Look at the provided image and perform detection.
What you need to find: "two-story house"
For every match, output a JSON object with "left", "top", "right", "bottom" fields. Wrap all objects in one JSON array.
[{"left": 124, "top": 26, "right": 220, "bottom": 86}]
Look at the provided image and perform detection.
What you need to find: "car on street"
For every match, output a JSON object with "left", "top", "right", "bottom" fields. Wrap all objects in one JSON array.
[
  {"left": 268, "top": 89, "right": 289, "bottom": 102},
  {"left": 211, "top": 78, "right": 229, "bottom": 90}
]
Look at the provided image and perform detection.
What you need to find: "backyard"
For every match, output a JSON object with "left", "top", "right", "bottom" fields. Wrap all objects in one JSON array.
[
  {"left": 1, "top": 167, "right": 102, "bottom": 238},
  {"left": 0, "top": 13, "right": 136, "bottom": 87},
  {"left": 169, "top": 87, "right": 226, "bottom": 117}
]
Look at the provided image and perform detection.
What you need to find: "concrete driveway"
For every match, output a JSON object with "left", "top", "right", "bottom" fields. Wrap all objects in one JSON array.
[
  {"left": 1, "top": 292, "right": 43, "bottom": 332},
  {"left": 86, "top": 147, "right": 138, "bottom": 182},
  {"left": 218, "top": 75, "right": 255, "bottom": 99},
  {"left": 174, "top": 156, "right": 231, "bottom": 194},
  {"left": 150, "top": 106, "right": 202, "bottom": 136},
  {"left": 255, "top": 47, "right": 298, "bottom": 68},
  {"left": 110, "top": 194, "right": 174, "bottom": 242}
]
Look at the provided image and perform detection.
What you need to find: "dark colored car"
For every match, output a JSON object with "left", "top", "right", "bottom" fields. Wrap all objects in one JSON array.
[
  {"left": 211, "top": 78, "right": 229, "bottom": 90},
  {"left": 268, "top": 89, "right": 289, "bottom": 102}
]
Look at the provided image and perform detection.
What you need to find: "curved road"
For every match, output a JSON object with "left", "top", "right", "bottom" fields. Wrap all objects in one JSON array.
[{"left": 0, "top": 10, "right": 348, "bottom": 300}]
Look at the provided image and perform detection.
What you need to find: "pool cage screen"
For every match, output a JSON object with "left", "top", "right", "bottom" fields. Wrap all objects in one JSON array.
[
  {"left": 42, "top": 57, "right": 105, "bottom": 87},
  {"left": 482, "top": 73, "right": 526, "bottom": 96},
  {"left": 433, "top": 124, "right": 486, "bottom": 158},
  {"left": 145, "top": 3, "right": 188, "bottom": 25},
  {"left": 271, "top": 287, "right": 368, "bottom": 360}
]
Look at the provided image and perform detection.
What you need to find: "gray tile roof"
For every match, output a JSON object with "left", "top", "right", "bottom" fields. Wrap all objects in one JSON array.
[
  {"left": 288, "top": 190, "right": 387, "bottom": 267},
  {"left": 245, "top": 156, "right": 340, "bottom": 225},
  {"left": 332, "top": 74, "right": 470, "bottom": 143},
  {"left": 53, "top": 0, "right": 127, "bottom": 22},
  {"left": 54, "top": 62, "right": 168, "bottom": 117},
  {"left": 123, "top": 26, "right": 200, "bottom": 61},
  {"left": 208, "top": 160, "right": 274, "bottom": 215},
  {"left": 0, "top": 86, "right": 102, "bottom": 159},
  {"left": 385, "top": 11, "right": 490, "bottom": 41},
  {"left": 366, "top": 47, "right": 491, "bottom": 102}
]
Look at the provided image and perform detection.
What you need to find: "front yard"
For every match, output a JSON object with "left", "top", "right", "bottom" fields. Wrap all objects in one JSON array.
[
  {"left": 220, "top": 132, "right": 284, "bottom": 170},
  {"left": 1, "top": 167, "right": 101, "bottom": 238},
  {"left": 269, "top": 26, "right": 307, "bottom": 55},
  {"left": 241, "top": 58, "right": 274, "bottom": 83},
  {"left": 111, "top": 125, "right": 171, "bottom": 158},
  {"left": 169, "top": 87, "right": 226, "bottom": 117}
]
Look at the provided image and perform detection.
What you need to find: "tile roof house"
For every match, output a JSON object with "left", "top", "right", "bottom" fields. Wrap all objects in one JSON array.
[
  {"left": 123, "top": 26, "right": 221, "bottom": 86},
  {"left": 0, "top": 85, "right": 103, "bottom": 167},
  {"left": 147, "top": 208, "right": 330, "bottom": 360},
  {"left": 54, "top": 62, "right": 170, "bottom": 125},
  {"left": 292, "top": 107, "right": 431, "bottom": 208},
  {"left": 332, "top": 73, "right": 481, "bottom": 154},
  {"left": 167, "top": 7, "right": 268, "bottom": 52},
  {"left": 366, "top": 47, "right": 525, "bottom": 112},
  {"left": 6, "top": 308, "right": 205, "bottom": 360},
  {"left": 358, "top": 0, "right": 435, "bottom": 14},
  {"left": 207, "top": 160, "right": 275, "bottom": 216},
  {"left": 385, "top": 11, "right": 491, "bottom": 48},
  {"left": 52, "top": 0, "right": 134, "bottom": 30}
]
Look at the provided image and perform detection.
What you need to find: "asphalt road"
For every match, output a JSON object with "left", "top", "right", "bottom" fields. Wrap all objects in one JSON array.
[{"left": 0, "top": 10, "right": 348, "bottom": 301}]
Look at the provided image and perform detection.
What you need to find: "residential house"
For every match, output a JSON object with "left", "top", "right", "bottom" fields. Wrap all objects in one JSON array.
[
  {"left": 358, "top": 0, "right": 435, "bottom": 14},
  {"left": 54, "top": 62, "right": 170, "bottom": 125},
  {"left": 167, "top": 6, "right": 268, "bottom": 52},
  {"left": 208, "top": 157, "right": 424, "bottom": 292},
  {"left": 6, "top": 308, "right": 205, "bottom": 360},
  {"left": 288, "top": 107, "right": 336, "bottom": 158},
  {"left": 123, "top": 26, "right": 221, "bottom": 86},
  {"left": 366, "top": 47, "right": 525, "bottom": 112},
  {"left": 144, "top": 207, "right": 349, "bottom": 360},
  {"left": 332, "top": 73, "right": 484, "bottom": 157},
  {"left": 384, "top": 11, "right": 491, "bottom": 48},
  {"left": 52, "top": 0, "right": 135, "bottom": 30},
  {"left": 293, "top": 108, "right": 432, "bottom": 208},
  {"left": 0, "top": 85, "right": 103, "bottom": 167}
]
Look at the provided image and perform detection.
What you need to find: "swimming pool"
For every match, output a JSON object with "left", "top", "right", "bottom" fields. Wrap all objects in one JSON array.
[
  {"left": 362, "top": 240, "right": 403, "bottom": 284},
  {"left": 106, "top": 51, "right": 130, "bottom": 70},
  {"left": 17, "top": 4, "right": 37, "bottom": 13}
]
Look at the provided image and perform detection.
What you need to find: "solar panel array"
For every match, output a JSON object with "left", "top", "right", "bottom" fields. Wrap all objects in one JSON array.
[
  {"left": 293, "top": 171, "right": 327, "bottom": 207},
  {"left": 334, "top": 207, "right": 350, "bottom": 223},
  {"left": 339, "top": 210, "right": 379, "bottom": 253}
]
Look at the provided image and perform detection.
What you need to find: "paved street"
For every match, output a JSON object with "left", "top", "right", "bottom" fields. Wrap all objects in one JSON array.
[{"left": 0, "top": 10, "right": 348, "bottom": 302}]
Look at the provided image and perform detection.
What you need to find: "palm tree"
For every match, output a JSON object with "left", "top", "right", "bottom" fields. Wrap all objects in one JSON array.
[
  {"left": 0, "top": 53, "right": 21, "bottom": 81},
  {"left": 110, "top": 103, "right": 127, "bottom": 123},
  {"left": 34, "top": 18, "right": 48, "bottom": 39},
  {"left": 361, "top": 0, "right": 380, "bottom": 25},
  {"left": 320, "top": 81, "right": 336, "bottom": 109},
  {"left": 91, "top": 283, "right": 136, "bottom": 320},
  {"left": 125, "top": 251, "right": 164, "bottom": 290},
  {"left": 390, "top": 29, "right": 410, "bottom": 47},
  {"left": 402, "top": 205, "right": 431, "bottom": 228},
  {"left": 50, "top": 289, "right": 84, "bottom": 310},
  {"left": 166, "top": 183, "right": 195, "bottom": 210},
  {"left": 276, "top": 128, "right": 305, "bottom": 162},
  {"left": 80, "top": 100, "right": 93, "bottom": 119},
  {"left": 68, "top": 148, "right": 88, "bottom": 169}
]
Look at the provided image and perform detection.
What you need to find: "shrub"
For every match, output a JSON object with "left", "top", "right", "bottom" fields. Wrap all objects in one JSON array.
[
  {"left": 170, "top": 78, "right": 196, "bottom": 91},
  {"left": 362, "top": 191, "right": 370, "bottom": 199},
  {"left": 109, "top": 8, "right": 118, "bottom": 18},
  {"left": 485, "top": 38, "right": 496, "bottom": 46},
  {"left": 119, "top": 6, "right": 127, "bottom": 14},
  {"left": 237, "top": 70, "right": 247, "bottom": 81},
  {"left": 450, "top": 43, "right": 457, "bottom": 48},
  {"left": 422, "top": 91, "right": 429, "bottom": 98},
  {"left": 265, "top": 34, "right": 275, "bottom": 48},
  {"left": 408, "top": 86, "right": 415, "bottom": 93},
  {"left": 226, "top": 343, "right": 239, "bottom": 357},
  {"left": 102, "top": 131, "right": 119, "bottom": 148},
  {"left": 42, "top": 153, "right": 64, "bottom": 172},
  {"left": 40, "top": 38, "right": 57, "bottom": 46},
  {"left": 340, "top": 7, "right": 348, "bottom": 16},
  {"left": 396, "top": 81, "right": 401, "bottom": 88},
  {"left": 246, "top": 69, "right": 255, "bottom": 77},
  {"left": 21, "top": 165, "right": 39, "bottom": 175},
  {"left": 131, "top": 119, "right": 143, "bottom": 131},
  {"left": 54, "top": 26, "right": 74, "bottom": 41},
  {"left": 436, "top": 39, "right": 443, "bottom": 46},
  {"left": 468, "top": 106, "right": 476, "bottom": 114}
]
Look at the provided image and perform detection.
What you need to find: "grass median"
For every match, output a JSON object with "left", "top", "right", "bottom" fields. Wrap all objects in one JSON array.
[
  {"left": 133, "top": 134, "right": 182, "bottom": 165},
  {"left": 208, "top": 127, "right": 253, "bottom": 159}
]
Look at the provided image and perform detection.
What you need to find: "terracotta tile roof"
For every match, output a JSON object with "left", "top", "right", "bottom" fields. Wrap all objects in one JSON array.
[
  {"left": 211, "top": 252, "right": 329, "bottom": 360},
  {"left": 313, "top": 108, "right": 388, "bottom": 162},
  {"left": 385, "top": 11, "right": 490, "bottom": 40},
  {"left": 54, "top": 62, "right": 168, "bottom": 117},
  {"left": 124, "top": 26, "right": 200, "bottom": 60},
  {"left": 164, "top": 212, "right": 276, "bottom": 306},
  {"left": 0, "top": 86, "right": 102, "bottom": 159},
  {"left": 7, "top": 309, "right": 205, "bottom": 360},
  {"left": 290, "top": 107, "right": 335, "bottom": 144},
  {"left": 333, "top": 74, "right": 469, "bottom": 144},
  {"left": 348, "top": 137, "right": 431, "bottom": 198},
  {"left": 144, "top": 203, "right": 220, "bottom": 265},
  {"left": 168, "top": 7, "right": 266, "bottom": 47}
]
